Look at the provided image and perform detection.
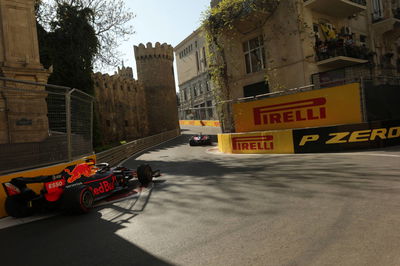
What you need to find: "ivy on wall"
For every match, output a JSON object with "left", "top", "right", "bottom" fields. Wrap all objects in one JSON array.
[{"left": 202, "top": 0, "right": 280, "bottom": 132}]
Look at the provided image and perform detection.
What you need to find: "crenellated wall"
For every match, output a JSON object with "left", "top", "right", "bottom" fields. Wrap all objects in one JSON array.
[
  {"left": 93, "top": 67, "right": 149, "bottom": 145},
  {"left": 134, "top": 42, "right": 179, "bottom": 136},
  {"left": 93, "top": 42, "right": 179, "bottom": 145}
]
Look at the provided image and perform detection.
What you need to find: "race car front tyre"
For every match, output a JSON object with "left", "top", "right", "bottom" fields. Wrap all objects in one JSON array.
[
  {"left": 63, "top": 187, "right": 94, "bottom": 214},
  {"left": 189, "top": 140, "right": 196, "bottom": 146},
  {"left": 137, "top": 164, "right": 153, "bottom": 186},
  {"left": 5, "top": 195, "right": 34, "bottom": 218}
]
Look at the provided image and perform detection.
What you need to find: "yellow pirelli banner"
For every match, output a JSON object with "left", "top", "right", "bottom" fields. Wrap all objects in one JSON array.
[
  {"left": 218, "top": 130, "right": 294, "bottom": 154},
  {"left": 179, "top": 120, "right": 221, "bottom": 127},
  {"left": 233, "top": 83, "right": 363, "bottom": 132}
]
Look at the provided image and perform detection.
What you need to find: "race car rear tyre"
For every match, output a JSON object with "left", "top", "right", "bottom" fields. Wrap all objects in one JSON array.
[
  {"left": 63, "top": 187, "right": 94, "bottom": 214},
  {"left": 137, "top": 164, "right": 153, "bottom": 186},
  {"left": 5, "top": 195, "right": 34, "bottom": 218}
]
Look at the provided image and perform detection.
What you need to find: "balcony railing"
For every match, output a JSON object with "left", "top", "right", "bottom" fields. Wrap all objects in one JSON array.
[
  {"left": 304, "top": 0, "right": 366, "bottom": 17},
  {"left": 315, "top": 39, "right": 370, "bottom": 68}
]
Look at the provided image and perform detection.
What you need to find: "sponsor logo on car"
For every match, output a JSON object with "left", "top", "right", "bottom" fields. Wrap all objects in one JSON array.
[
  {"left": 46, "top": 180, "right": 65, "bottom": 191},
  {"left": 92, "top": 177, "right": 116, "bottom": 195},
  {"left": 253, "top": 97, "right": 327, "bottom": 126},
  {"left": 232, "top": 136, "right": 274, "bottom": 151},
  {"left": 65, "top": 163, "right": 95, "bottom": 183}
]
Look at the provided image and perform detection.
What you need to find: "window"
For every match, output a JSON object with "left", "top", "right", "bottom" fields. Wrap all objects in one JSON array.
[
  {"left": 183, "top": 89, "right": 187, "bottom": 101},
  {"left": 206, "top": 81, "right": 210, "bottom": 92},
  {"left": 193, "top": 86, "right": 197, "bottom": 97},
  {"left": 202, "top": 47, "right": 207, "bottom": 67},
  {"left": 243, "top": 36, "right": 266, "bottom": 74},
  {"left": 199, "top": 82, "right": 203, "bottom": 94},
  {"left": 196, "top": 51, "right": 200, "bottom": 72},
  {"left": 125, "top": 120, "right": 129, "bottom": 127},
  {"left": 243, "top": 81, "right": 269, "bottom": 97},
  {"left": 372, "top": 0, "right": 383, "bottom": 21},
  {"left": 360, "top": 35, "right": 367, "bottom": 44},
  {"left": 106, "top": 120, "right": 111, "bottom": 127}
]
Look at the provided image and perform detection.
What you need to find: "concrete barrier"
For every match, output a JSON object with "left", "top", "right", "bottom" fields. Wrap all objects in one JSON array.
[
  {"left": 96, "top": 129, "right": 181, "bottom": 166},
  {"left": 218, "top": 130, "right": 294, "bottom": 154},
  {"left": 218, "top": 120, "right": 400, "bottom": 155}
]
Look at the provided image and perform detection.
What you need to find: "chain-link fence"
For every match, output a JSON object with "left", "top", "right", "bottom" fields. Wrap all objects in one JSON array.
[
  {"left": 178, "top": 105, "right": 218, "bottom": 121},
  {"left": 361, "top": 76, "right": 400, "bottom": 122},
  {"left": 0, "top": 77, "right": 93, "bottom": 175}
]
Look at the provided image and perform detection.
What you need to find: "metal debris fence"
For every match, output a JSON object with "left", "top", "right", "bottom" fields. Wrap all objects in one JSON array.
[{"left": 0, "top": 78, "right": 94, "bottom": 175}]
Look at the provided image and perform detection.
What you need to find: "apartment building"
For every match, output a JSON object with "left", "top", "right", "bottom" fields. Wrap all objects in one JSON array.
[
  {"left": 174, "top": 29, "right": 216, "bottom": 120},
  {"left": 206, "top": 0, "right": 399, "bottom": 93},
  {"left": 175, "top": 0, "right": 399, "bottom": 127}
]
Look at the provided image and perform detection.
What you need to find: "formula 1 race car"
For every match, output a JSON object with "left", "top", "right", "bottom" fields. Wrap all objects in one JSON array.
[
  {"left": 2, "top": 160, "right": 160, "bottom": 218},
  {"left": 189, "top": 134, "right": 212, "bottom": 146}
]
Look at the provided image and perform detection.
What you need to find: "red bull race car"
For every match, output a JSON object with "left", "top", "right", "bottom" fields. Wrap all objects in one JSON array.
[
  {"left": 189, "top": 134, "right": 212, "bottom": 146},
  {"left": 2, "top": 159, "right": 160, "bottom": 218}
]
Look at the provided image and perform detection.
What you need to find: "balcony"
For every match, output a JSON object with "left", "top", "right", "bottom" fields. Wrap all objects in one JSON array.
[
  {"left": 304, "top": 0, "right": 366, "bottom": 17},
  {"left": 315, "top": 39, "right": 369, "bottom": 68},
  {"left": 371, "top": 8, "right": 400, "bottom": 34}
]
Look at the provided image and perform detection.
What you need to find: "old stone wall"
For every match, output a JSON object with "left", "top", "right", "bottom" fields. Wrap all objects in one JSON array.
[
  {"left": 93, "top": 67, "right": 149, "bottom": 146},
  {"left": 88, "top": 42, "right": 181, "bottom": 147},
  {"left": 0, "top": 0, "right": 50, "bottom": 144}
]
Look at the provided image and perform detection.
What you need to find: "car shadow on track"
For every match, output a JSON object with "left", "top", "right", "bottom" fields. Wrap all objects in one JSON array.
[{"left": 0, "top": 182, "right": 173, "bottom": 266}]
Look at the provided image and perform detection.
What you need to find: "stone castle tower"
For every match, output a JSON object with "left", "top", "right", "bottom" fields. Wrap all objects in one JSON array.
[{"left": 134, "top": 42, "right": 179, "bottom": 135}]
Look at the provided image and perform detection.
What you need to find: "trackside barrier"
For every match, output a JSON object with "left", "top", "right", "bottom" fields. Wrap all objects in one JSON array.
[
  {"left": 179, "top": 120, "right": 221, "bottom": 127},
  {"left": 96, "top": 129, "right": 181, "bottom": 166},
  {"left": 233, "top": 83, "right": 363, "bottom": 132},
  {"left": 293, "top": 120, "right": 400, "bottom": 153},
  {"left": 0, "top": 129, "right": 180, "bottom": 218},
  {"left": 218, "top": 120, "right": 400, "bottom": 154},
  {"left": 0, "top": 155, "right": 96, "bottom": 218},
  {"left": 218, "top": 130, "right": 294, "bottom": 154}
]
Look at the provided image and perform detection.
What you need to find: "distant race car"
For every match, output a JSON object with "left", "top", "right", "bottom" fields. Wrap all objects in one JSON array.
[
  {"left": 189, "top": 134, "right": 212, "bottom": 146},
  {"left": 2, "top": 159, "right": 160, "bottom": 218}
]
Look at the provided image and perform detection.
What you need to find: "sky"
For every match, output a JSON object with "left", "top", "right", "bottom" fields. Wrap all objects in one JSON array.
[{"left": 108, "top": 0, "right": 211, "bottom": 84}]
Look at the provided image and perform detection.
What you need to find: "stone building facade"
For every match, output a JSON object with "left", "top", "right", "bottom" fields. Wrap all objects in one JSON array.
[
  {"left": 174, "top": 29, "right": 216, "bottom": 121},
  {"left": 93, "top": 66, "right": 148, "bottom": 146},
  {"left": 175, "top": 0, "right": 400, "bottom": 131},
  {"left": 0, "top": 0, "right": 50, "bottom": 144},
  {"left": 94, "top": 42, "right": 180, "bottom": 145},
  {"left": 205, "top": 0, "right": 399, "bottom": 94}
]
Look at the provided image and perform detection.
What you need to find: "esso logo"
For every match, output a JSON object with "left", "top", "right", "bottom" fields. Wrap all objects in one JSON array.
[{"left": 47, "top": 180, "right": 64, "bottom": 190}]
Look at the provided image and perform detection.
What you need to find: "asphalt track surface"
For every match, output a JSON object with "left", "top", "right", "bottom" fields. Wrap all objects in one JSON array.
[{"left": 1, "top": 125, "right": 400, "bottom": 266}]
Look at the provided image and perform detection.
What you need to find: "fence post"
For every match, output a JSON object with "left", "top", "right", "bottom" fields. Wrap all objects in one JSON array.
[
  {"left": 66, "top": 89, "right": 76, "bottom": 162},
  {"left": 90, "top": 101, "right": 94, "bottom": 150}
]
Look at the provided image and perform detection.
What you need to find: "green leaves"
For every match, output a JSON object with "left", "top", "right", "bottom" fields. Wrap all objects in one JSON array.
[{"left": 39, "top": 3, "right": 99, "bottom": 95}]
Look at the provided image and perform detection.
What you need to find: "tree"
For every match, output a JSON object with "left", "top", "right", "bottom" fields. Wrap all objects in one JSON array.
[
  {"left": 44, "top": 3, "right": 99, "bottom": 94},
  {"left": 37, "top": 0, "right": 135, "bottom": 68}
]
